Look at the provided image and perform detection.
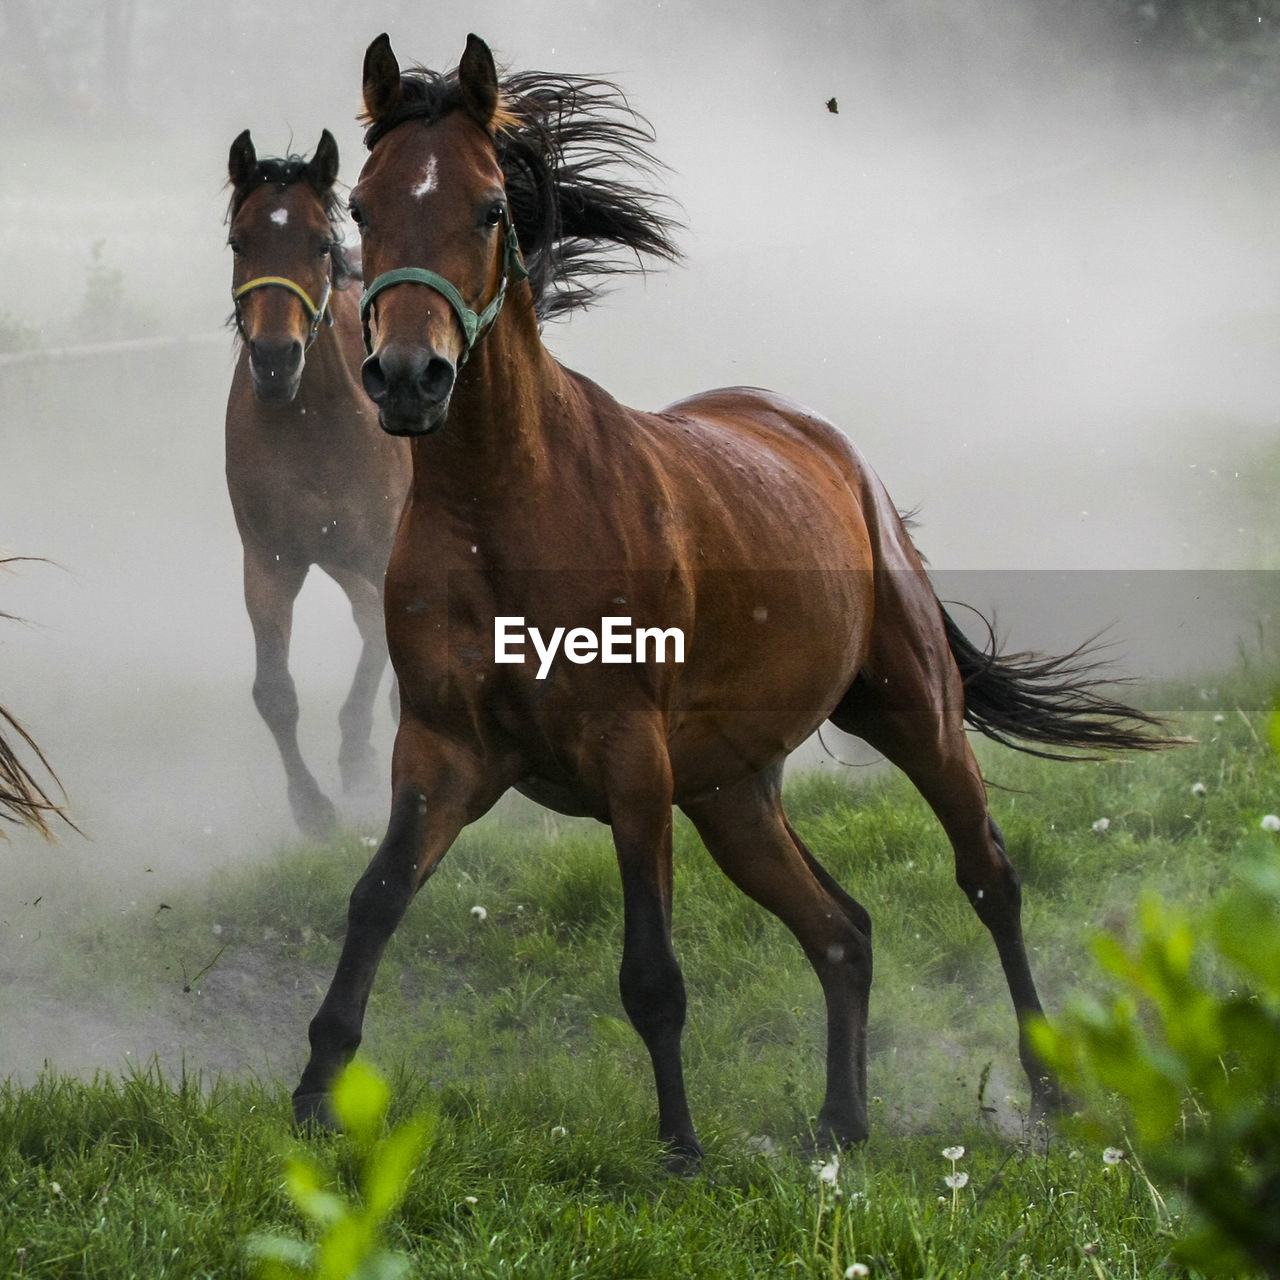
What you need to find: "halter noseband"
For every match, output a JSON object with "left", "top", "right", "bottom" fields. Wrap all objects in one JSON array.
[
  {"left": 232, "top": 275, "right": 334, "bottom": 349},
  {"left": 358, "top": 212, "right": 528, "bottom": 363}
]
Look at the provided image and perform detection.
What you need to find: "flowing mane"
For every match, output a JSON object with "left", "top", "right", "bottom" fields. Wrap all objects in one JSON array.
[
  {"left": 224, "top": 152, "right": 360, "bottom": 288},
  {"left": 363, "top": 65, "right": 683, "bottom": 320}
]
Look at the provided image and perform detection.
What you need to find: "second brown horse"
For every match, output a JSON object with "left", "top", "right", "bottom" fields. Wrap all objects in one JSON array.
[{"left": 225, "top": 130, "right": 410, "bottom": 836}]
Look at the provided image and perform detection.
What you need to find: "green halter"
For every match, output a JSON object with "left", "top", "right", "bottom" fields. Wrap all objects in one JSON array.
[{"left": 358, "top": 213, "right": 528, "bottom": 362}]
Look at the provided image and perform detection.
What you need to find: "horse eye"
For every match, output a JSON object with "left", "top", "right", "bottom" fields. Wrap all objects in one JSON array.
[
  {"left": 484, "top": 202, "right": 505, "bottom": 227},
  {"left": 318, "top": 242, "right": 332, "bottom": 258},
  {"left": 228, "top": 238, "right": 243, "bottom": 255},
  {"left": 349, "top": 202, "right": 364, "bottom": 227}
]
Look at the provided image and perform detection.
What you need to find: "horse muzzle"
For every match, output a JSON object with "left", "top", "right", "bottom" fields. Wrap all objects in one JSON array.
[
  {"left": 249, "top": 337, "right": 304, "bottom": 404},
  {"left": 361, "top": 343, "right": 457, "bottom": 436}
]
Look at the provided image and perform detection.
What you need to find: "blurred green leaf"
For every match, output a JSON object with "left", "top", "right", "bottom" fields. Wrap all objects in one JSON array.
[{"left": 331, "top": 1061, "right": 391, "bottom": 1147}]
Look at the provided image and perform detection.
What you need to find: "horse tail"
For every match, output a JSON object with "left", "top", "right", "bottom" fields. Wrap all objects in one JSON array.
[{"left": 941, "top": 607, "right": 1180, "bottom": 760}]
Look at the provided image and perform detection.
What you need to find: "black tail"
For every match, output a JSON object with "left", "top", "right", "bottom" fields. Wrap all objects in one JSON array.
[{"left": 942, "top": 608, "right": 1181, "bottom": 760}]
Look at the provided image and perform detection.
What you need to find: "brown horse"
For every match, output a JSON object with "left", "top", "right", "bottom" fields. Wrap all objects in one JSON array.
[
  {"left": 225, "top": 130, "right": 410, "bottom": 837},
  {"left": 292, "top": 35, "right": 1173, "bottom": 1161}
]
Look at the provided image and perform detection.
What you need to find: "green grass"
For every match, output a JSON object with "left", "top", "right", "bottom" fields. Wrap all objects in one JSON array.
[{"left": 2, "top": 672, "right": 1276, "bottom": 1277}]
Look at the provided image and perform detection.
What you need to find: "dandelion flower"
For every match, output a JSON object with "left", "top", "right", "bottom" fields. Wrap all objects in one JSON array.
[
  {"left": 1102, "top": 1147, "right": 1126, "bottom": 1166},
  {"left": 1091, "top": 817, "right": 1110, "bottom": 834},
  {"left": 815, "top": 1157, "right": 840, "bottom": 1185},
  {"left": 941, "top": 1145, "right": 965, "bottom": 1161},
  {"left": 1212, "top": 713, "right": 1225, "bottom": 724},
  {"left": 1191, "top": 781, "right": 1207, "bottom": 797},
  {"left": 845, "top": 1265, "right": 870, "bottom": 1279},
  {"left": 470, "top": 905, "right": 488, "bottom": 921},
  {"left": 1262, "top": 815, "right": 1280, "bottom": 833},
  {"left": 944, "top": 1172, "right": 970, "bottom": 1190},
  {"left": 550, "top": 1125, "right": 568, "bottom": 1140}
]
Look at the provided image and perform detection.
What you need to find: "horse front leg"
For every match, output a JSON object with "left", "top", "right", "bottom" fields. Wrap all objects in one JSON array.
[
  {"left": 292, "top": 727, "right": 507, "bottom": 1126},
  {"left": 604, "top": 719, "right": 701, "bottom": 1167},
  {"left": 326, "top": 566, "right": 390, "bottom": 795},
  {"left": 244, "top": 547, "right": 336, "bottom": 838}
]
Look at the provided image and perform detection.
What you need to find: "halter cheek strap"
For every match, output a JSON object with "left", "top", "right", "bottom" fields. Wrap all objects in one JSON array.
[
  {"left": 358, "top": 214, "right": 528, "bottom": 362},
  {"left": 232, "top": 275, "right": 334, "bottom": 348}
]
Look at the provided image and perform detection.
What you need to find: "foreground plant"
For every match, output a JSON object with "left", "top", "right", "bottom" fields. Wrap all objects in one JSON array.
[
  {"left": 1031, "top": 830, "right": 1280, "bottom": 1277},
  {"left": 246, "top": 1063, "right": 435, "bottom": 1280}
]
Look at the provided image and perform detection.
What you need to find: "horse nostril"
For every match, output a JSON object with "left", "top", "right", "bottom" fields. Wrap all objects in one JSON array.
[
  {"left": 419, "top": 356, "right": 456, "bottom": 406},
  {"left": 361, "top": 354, "right": 388, "bottom": 404},
  {"left": 250, "top": 338, "right": 303, "bottom": 378}
]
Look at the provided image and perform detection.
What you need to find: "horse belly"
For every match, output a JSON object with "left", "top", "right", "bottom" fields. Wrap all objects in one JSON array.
[{"left": 665, "top": 563, "right": 872, "bottom": 799}]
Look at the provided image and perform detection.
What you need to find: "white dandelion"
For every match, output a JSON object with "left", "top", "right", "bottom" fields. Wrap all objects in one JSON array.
[
  {"left": 1091, "top": 817, "right": 1110, "bottom": 834},
  {"left": 1262, "top": 814, "right": 1280, "bottom": 833},
  {"left": 945, "top": 1171, "right": 970, "bottom": 1190},
  {"left": 941, "top": 1145, "right": 965, "bottom": 1161},
  {"left": 1191, "top": 781, "right": 1207, "bottom": 798},
  {"left": 470, "top": 905, "right": 488, "bottom": 921},
  {"left": 1102, "top": 1147, "right": 1126, "bottom": 1166}
]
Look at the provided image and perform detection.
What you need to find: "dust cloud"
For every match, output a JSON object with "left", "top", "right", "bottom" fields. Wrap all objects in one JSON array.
[{"left": 2, "top": 1, "right": 1278, "bottom": 1079}]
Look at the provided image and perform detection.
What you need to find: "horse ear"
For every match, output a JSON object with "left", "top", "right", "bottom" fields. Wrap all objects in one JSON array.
[
  {"left": 305, "top": 129, "right": 340, "bottom": 193},
  {"left": 363, "top": 33, "right": 403, "bottom": 122},
  {"left": 458, "top": 33, "right": 499, "bottom": 129},
  {"left": 228, "top": 129, "right": 257, "bottom": 189}
]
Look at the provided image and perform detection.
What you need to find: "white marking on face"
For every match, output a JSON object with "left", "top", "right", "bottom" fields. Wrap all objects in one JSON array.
[
  {"left": 411, "top": 155, "right": 439, "bottom": 199},
  {"left": 270, "top": 207, "right": 288, "bottom": 226}
]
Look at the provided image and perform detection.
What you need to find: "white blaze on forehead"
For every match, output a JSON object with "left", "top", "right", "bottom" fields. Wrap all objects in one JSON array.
[
  {"left": 411, "top": 155, "right": 439, "bottom": 199},
  {"left": 270, "top": 207, "right": 288, "bottom": 226}
]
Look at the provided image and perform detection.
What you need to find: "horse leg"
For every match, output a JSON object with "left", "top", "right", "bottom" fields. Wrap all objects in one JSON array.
[
  {"left": 832, "top": 627, "right": 1065, "bottom": 1119},
  {"left": 603, "top": 719, "right": 700, "bottom": 1165},
  {"left": 293, "top": 727, "right": 504, "bottom": 1125},
  {"left": 326, "top": 566, "right": 389, "bottom": 795},
  {"left": 243, "top": 547, "right": 336, "bottom": 838},
  {"left": 682, "top": 764, "right": 873, "bottom": 1148}
]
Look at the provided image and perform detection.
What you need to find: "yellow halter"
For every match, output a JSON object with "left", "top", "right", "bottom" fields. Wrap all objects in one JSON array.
[{"left": 232, "top": 275, "right": 333, "bottom": 348}]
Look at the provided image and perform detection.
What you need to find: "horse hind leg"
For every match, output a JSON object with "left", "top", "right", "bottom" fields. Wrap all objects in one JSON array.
[
  {"left": 831, "top": 652, "right": 1065, "bottom": 1120},
  {"left": 327, "top": 566, "right": 389, "bottom": 795},
  {"left": 682, "top": 764, "right": 873, "bottom": 1149},
  {"left": 603, "top": 720, "right": 701, "bottom": 1167},
  {"left": 244, "top": 548, "right": 336, "bottom": 838}
]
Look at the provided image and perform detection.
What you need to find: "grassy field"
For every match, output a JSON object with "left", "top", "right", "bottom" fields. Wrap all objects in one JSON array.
[{"left": 2, "top": 668, "right": 1276, "bottom": 1278}]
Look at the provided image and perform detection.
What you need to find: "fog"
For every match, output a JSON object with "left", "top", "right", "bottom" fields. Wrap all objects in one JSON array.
[{"left": 2, "top": 1, "right": 1279, "bottom": 1079}]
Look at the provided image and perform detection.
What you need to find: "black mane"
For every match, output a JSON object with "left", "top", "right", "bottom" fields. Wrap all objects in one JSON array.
[
  {"left": 364, "top": 65, "right": 683, "bottom": 320},
  {"left": 225, "top": 154, "right": 360, "bottom": 288}
]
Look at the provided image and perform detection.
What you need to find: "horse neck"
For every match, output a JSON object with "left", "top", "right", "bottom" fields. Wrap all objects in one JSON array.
[
  {"left": 297, "top": 286, "right": 364, "bottom": 405},
  {"left": 411, "top": 289, "right": 572, "bottom": 503}
]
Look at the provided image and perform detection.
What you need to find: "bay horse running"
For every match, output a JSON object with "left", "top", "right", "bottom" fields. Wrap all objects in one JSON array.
[
  {"left": 225, "top": 130, "right": 410, "bottom": 837},
  {"left": 292, "top": 35, "right": 1173, "bottom": 1161}
]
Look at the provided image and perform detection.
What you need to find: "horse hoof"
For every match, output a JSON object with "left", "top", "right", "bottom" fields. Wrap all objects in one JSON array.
[
  {"left": 291, "top": 790, "right": 339, "bottom": 840},
  {"left": 663, "top": 1135, "right": 704, "bottom": 1176},
  {"left": 293, "top": 1090, "right": 339, "bottom": 1134},
  {"left": 339, "top": 745, "right": 381, "bottom": 796},
  {"left": 815, "top": 1105, "right": 869, "bottom": 1151}
]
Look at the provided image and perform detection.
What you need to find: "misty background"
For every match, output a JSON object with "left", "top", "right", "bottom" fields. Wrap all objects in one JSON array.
[{"left": 2, "top": 0, "right": 1279, "bottom": 1077}]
